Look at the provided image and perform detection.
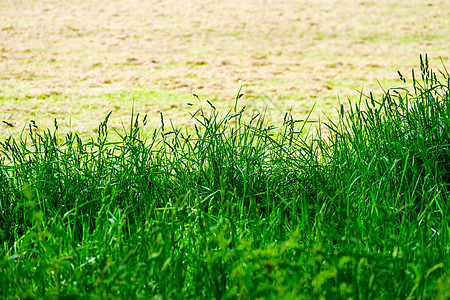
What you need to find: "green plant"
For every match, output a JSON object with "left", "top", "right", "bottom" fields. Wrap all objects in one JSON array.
[{"left": 0, "top": 55, "right": 449, "bottom": 299}]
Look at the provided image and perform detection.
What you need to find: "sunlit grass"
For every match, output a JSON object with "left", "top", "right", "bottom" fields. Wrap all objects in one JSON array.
[{"left": 0, "top": 55, "right": 449, "bottom": 299}]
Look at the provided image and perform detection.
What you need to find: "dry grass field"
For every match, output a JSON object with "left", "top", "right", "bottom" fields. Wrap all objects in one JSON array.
[{"left": 0, "top": 0, "right": 449, "bottom": 137}]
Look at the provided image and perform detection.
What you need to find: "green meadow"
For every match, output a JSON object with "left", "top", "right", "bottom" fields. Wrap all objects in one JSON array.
[{"left": 0, "top": 56, "right": 449, "bottom": 298}]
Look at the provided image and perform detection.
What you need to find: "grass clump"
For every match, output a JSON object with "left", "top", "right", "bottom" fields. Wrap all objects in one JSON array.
[{"left": 1, "top": 55, "right": 449, "bottom": 299}]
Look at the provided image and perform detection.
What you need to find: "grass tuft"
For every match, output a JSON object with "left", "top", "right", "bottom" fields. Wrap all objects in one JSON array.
[{"left": 1, "top": 55, "right": 449, "bottom": 299}]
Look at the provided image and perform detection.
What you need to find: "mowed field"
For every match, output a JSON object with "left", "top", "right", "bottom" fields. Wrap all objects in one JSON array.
[{"left": 0, "top": 0, "right": 449, "bottom": 137}]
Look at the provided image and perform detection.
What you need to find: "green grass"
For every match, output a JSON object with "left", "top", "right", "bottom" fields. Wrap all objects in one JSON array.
[{"left": 1, "top": 55, "right": 449, "bottom": 299}]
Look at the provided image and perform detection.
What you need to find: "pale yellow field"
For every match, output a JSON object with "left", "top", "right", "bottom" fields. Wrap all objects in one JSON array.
[{"left": 0, "top": 0, "right": 449, "bottom": 138}]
